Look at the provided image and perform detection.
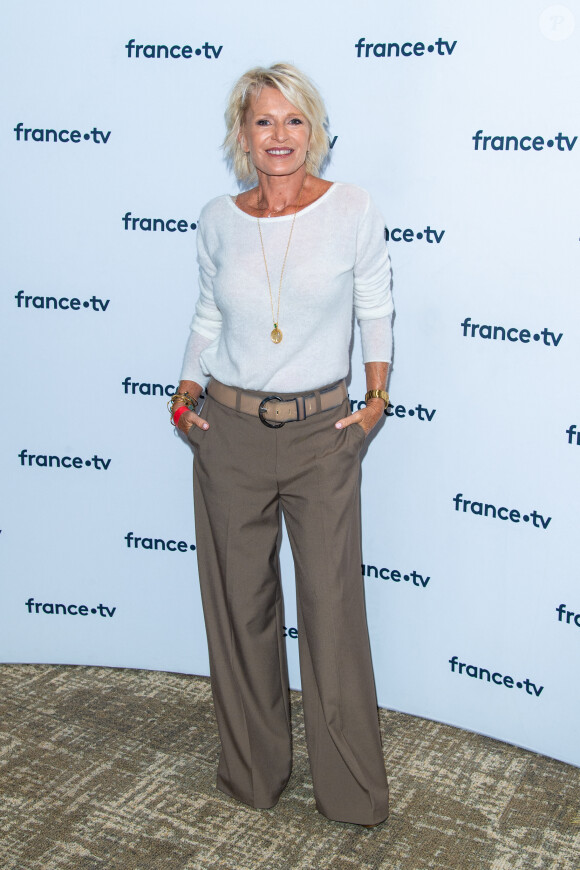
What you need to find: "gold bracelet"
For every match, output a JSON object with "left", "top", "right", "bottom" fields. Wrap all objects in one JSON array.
[
  {"left": 365, "top": 389, "right": 389, "bottom": 409},
  {"left": 182, "top": 391, "right": 198, "bottom": 407},
  {"left": 167, "top": 391, "right": 198, "bottom": 416}
]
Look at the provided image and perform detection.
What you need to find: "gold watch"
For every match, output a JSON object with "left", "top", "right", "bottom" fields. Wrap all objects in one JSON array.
[{"left": 365, "top": 389, "right": 389, "bottom": 409}]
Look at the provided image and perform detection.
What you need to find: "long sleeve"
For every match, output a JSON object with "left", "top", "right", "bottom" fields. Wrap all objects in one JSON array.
[
  {"left": 354, "top": 194, "right": 394, "bottom": 363},
  {"left": 179, "top": 221, "right": 222, "bottom": 384},
  {"left": 190, "top": 222, "right": 223, "bottom": 342},
  {"left": 180, "top": 329, "right": 214, "bottom": 386}
]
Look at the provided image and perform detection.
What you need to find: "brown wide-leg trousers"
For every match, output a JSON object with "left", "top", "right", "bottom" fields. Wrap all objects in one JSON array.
[{"left": 188, "top": 380, "right": 389, "bottom": 825}]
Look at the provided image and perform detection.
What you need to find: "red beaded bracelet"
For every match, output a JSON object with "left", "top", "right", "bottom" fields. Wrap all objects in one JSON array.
[{"left": 173, "top": 405, "right": 188, "bottom": 427}]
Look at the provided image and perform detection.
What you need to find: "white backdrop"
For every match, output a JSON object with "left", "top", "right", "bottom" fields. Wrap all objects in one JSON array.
[{"left": 2, "top": 0, "right": 579, "bottom": 768}]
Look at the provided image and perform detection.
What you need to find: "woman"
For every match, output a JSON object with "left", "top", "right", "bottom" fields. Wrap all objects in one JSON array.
[{"left": 171, "top": 63, "right": 393, "bottom": 827}]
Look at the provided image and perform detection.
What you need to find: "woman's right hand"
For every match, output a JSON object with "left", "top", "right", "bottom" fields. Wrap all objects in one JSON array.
[
  {"left": 177, "top": 408, "right": 209, "bottom": 434},
  {"left": 173, "top": 380, "right": 207, "bottom": 434}
]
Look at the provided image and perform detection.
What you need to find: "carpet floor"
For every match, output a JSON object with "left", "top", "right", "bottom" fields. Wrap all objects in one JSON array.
[{"left": 0, "top": 664, "right": 578, "bottom": 870}]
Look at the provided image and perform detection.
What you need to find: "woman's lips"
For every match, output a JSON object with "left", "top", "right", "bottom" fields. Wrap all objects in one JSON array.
[{"left": 266, "top": 148, "right": 294, "bottom": 156}]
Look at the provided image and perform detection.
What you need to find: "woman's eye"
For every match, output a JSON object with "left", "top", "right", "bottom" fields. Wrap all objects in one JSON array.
[
  {"left": 256, "top": 119, "right": 270, "bottom": 126},
  {"left": 289, "top": 118, "right": 303, "bottom": 125}
]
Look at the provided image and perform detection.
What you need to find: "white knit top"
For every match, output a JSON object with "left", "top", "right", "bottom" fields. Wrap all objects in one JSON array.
[{"left": 180, "top": 182, "right": 394, "bottom": 392}]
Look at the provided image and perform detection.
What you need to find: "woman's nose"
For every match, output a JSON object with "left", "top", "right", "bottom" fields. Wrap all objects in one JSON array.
[{"left": 272, "top": 123, "right": 287, "bottom": 141}]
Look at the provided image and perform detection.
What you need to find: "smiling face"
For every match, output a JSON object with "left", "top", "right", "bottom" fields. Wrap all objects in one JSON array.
[{"left": 239, "top": 86, "right": 311, "bottom": 179}]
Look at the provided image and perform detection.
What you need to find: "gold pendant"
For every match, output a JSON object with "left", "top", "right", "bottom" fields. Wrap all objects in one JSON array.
[{"left": 271, "top": 327, "right": 283, "bottom": 344}]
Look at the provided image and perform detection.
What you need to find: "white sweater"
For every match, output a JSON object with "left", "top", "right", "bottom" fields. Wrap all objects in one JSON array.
[{"left": 180, "top": 182, "right": 394, "bottom": 392}]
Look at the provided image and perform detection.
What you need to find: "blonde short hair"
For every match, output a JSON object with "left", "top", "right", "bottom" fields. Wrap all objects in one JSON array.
[{"left": 223, "top": 63, "right": 330, "bottom": 186}]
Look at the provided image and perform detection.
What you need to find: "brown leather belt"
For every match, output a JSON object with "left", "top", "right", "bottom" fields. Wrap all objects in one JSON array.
[{"left": 207, "top": 379, "right": 347, "bottom": 428}]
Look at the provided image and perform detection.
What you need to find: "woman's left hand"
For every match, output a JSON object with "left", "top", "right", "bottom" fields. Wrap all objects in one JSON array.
[{"left": 334, "top": 398, "right": 385, "bottom": 436}]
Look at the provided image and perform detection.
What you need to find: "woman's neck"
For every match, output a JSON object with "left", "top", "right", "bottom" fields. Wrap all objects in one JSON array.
[
  {"left": 233, "top": 173, "right": 333, "bottom": 218},
  {"left": 255, "top": 169, "right": 308, "bottom": 216}
]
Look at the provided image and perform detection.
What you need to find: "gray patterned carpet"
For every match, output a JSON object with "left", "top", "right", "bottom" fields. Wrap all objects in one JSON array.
[{"left": 1, "top": 664, "right": 579, "bottom": 870}]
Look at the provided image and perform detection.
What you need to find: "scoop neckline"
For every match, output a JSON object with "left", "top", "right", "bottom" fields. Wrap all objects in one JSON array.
[{"left": 227, "top": 182, "right": 339, "bottom": 222}]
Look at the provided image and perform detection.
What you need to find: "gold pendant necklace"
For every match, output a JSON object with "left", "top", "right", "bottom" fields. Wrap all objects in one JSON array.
[{"left": 256, "top": 176, "right": 306, "bottom": 344}]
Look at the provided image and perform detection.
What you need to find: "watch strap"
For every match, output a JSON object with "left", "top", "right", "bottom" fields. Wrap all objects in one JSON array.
[{"left": 365, "top": 389, "right": 389, "bottom": 409}]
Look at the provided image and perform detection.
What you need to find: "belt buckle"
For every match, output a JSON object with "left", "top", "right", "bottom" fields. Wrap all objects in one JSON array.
[{"left": 258, "top": 396, "right": 285, "bottom": 428}]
